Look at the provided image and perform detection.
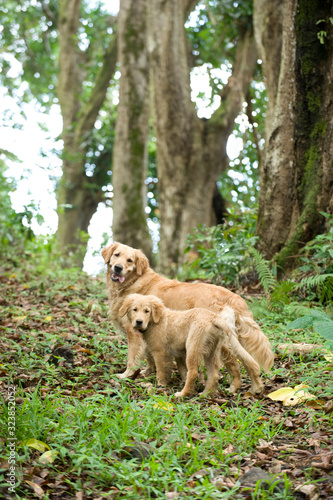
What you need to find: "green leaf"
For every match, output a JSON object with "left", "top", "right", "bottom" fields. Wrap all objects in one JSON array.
[
  {"left": 309, "top": 310, "right": 331, "bottom": 321},
  {"left": 286, "top": 316, "right": 314, "bottom": 330},
  {"left": 313, "top": 320, "right": 333, "bottom": 343}
]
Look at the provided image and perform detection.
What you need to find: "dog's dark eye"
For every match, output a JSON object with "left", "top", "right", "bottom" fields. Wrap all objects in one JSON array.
[
  {"left": 114, "top": 253, "right": 120, "bottom": 257},
  {"left": 133, "top": 307, "right": 138, "bottom": 312},
  {"left": 127, "top": 258, "right": 133, "bottom": 263},
  {"left": 144, "top": 309, "right": 150, "bottom": 314}
]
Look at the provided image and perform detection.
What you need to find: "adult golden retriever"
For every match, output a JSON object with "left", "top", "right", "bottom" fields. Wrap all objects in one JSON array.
[
  {"left": 102, "top": 242, "right": 274, "bottom": 393},
  {"left": 119, "top": 294, "right": 263, "bottom": 397}
]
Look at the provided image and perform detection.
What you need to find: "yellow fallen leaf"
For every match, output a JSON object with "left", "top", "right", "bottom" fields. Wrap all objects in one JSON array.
[
  {"left": 267, "top": 384, "right": 315, "bottom": 406},
  {"left": 9, "top": 273, "right": 17, "bottom": 279},
  {"left": 23, "top": 438, "right": 50, "bottom": 452},
  {"left": 39, "top": 449, "right": 59, "bottom": 464},
  {"left": 76, "top": 347, "right": 94, "bottom": 355},
  {"left": 153, "top": 402, "right": 174, "bottom": 411},
  {"left": 267, "top": 387, "right": 294, "bottom": 401},
  {"left": 23, "top": 284, "right": 30, "bottom": 289},
  {"left": 44, "top": 316, "right": 53, "bottom": 321},
  {"left": 284, "top": 389, "right": 315, "bottom": 406}
]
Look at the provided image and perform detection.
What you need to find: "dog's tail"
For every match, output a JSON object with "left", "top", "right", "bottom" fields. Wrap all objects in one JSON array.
[
  {"left": 218, "top": 305, "right": 274, "bottom": 372},
  {"left": 236, "top": 311, "right": 274, "bottom": 372},
  {"left": 213, "top": 306, "right": 238, "bottom": 340}
]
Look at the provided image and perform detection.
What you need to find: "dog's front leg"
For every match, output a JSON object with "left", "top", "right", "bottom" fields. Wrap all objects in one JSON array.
[
  {"left": 153, "top": 350, "right": 173, "bottom": 386},
  {"left": 116, "top": 326, "right": 145, "bottom": 378},
  {"left": 141, "top": 348, "right": 156, "bottom": 377}
]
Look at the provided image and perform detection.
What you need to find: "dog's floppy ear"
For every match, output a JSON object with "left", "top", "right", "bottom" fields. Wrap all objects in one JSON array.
[
  {"left": 150, "top": 297, "right": 164, "bottom": 324},
  {"left": 119, "top": 296, "right": 133, "bottom": 318},
  {"left": 135, "top": 250, "right": 149, "bottom": 276},
  {"left": 101, "top": 243, "right": 118, "bottom": 264}
]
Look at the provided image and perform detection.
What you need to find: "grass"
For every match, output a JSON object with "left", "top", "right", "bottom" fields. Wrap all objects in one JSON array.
[{"left": 0, "top": 261, "right": 332, "bottom": 499}]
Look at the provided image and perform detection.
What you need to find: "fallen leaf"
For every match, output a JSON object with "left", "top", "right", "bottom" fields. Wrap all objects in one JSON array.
[
  {"left": 267, "top": 384, "right": 316, "bottom": 406},
  {"left": 304, "top": 399, "right": 325, "bottom": 409},
  {"left": 25, "top": 480, "right": 44, "bottom": 498},
  {"left": 295, "top": 483, "right": 318, "bottom": 498},
  {"left": 267, "top": 387, "right": 294, "bottom": 401},
  {"left": 39, "top": 449, "right": 59, "bottom": 464},
  {"left": 23, "top": 438, "right": 50, "bottom": 452},
  {"left": 75, "top": 347, "right": 94, "bottom": 355}
]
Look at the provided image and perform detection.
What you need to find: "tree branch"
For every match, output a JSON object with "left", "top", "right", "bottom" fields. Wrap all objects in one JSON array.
[{"left": 76, "top": 32, "right": 118, "bottom": 138}]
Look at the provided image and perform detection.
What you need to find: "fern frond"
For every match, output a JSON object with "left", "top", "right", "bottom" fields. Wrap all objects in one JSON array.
[
  {"left": 249, "top": 248, "right": 276, "bottom": 294},
  {"left": 270, "top": 280, "right": 296, "bottom": 305},
  {"left": 296, "top": 273, "right": 333, "bottom": 289},
  {"left": 296, "top": 274, "right": 333, "bottom": 303},
  {"left": 284, "top": 302, "right": 313, "bottom": 317}
]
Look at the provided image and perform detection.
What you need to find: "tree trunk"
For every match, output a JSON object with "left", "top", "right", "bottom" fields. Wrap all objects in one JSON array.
[
  {"left": 57, "top": 0, "right": 117, "bottom": 266},
  {"left": 254, "top": 0, "right": 333, "bottom": 268},
  {"left": 111, "top": 0, "right": 153, "bottom": 262},
  {"left": 148, "top": 0, "right": 257, "bottom": 274}
]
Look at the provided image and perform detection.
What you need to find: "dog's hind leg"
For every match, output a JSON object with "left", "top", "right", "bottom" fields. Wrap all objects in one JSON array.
[
  {"left": 200, "top": 349, "right": 220, "bottom": 396},
  {"left": 175, "top": 343, "right": 201, "bottom": 398},
  {"left": 227, "top": 335, "right": 263, "bottom": 394},
  {"left": 220, "top": 345, "right": 242, "bottom": 393},
  {"left": 175, "top": 356, "right": 187, "bottom": 381}
]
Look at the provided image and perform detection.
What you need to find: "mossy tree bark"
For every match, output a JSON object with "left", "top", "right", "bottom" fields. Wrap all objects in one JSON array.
[
  {"left": 111, "top": 0, "right": 153, "bottom": 262},
  {"left": 57, "top": 0, "right": 117, "bottom": 266},
  {"left": 254, "top": 0, "right": 333, "bottom": 269},
  {"left": 148, "top": 0, "right": 258, "bottom": 274}
]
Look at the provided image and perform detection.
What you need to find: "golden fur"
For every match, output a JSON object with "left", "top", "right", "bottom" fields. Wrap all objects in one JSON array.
[
  {"left": 102, "top": 242, "right": 274, "bottom": 392},
  {"left": 119, "top": 294, "right": 263, "bottom": 397}
]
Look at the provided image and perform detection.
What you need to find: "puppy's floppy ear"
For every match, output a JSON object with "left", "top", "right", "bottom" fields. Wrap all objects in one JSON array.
[
  {"left": 119, "top": 296, "right": 133, "bottom": 318},
  {"left": 150, "top": 297, "right": 164, "bottom": 324},
  {"left": 101, "top": 243, "right": 118, "bottom": 264},
  {"left": 135, "top": 250, "right": 149, "bottom": 276}
]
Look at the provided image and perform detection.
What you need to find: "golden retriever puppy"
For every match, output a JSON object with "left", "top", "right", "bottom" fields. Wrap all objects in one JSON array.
[
  {"left": 102, "top": 242, "right": 274, "bottom": 392},
  {"left": 119, "top": 294, "right": 263, "bottom": 397}
]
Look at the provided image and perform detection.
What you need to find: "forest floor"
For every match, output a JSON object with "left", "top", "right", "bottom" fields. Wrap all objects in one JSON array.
[{"left": 0, "top": 262, "right": 332, "bottom": 499}]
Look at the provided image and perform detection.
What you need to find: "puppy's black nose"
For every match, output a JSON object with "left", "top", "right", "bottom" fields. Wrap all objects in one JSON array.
[
  {"left": 136, "top": 320, "right": 143, "bottom": 326},
  {"left": 114, "top": 264, "right": 123, "bottom": 274}
]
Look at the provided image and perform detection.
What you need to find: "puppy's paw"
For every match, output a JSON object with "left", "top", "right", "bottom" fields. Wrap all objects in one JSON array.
[
  {"left": 116, "top": 370, "right": 135, "bottom": 379},
  {"left": 156, "top": 380, "right": 168, "bottom": 387},
  {"left": 227, "top": 382, "right": 240, "bottom": 394},
  {"left": 250, "top": 381, "right": 264, "bottom": 395},
  {"left": 141, "top": 367, "right": 154, "bottom": 377},
  {"left": 174, "top": 391, "right": 184, "bottom": 398}
]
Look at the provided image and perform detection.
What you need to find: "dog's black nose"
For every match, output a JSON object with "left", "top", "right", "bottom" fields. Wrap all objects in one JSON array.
[
  {"left": 136, "top": 320, "right": 143, "bottom": 326},
  {"left": 114, "top": 264, "right": 123, "bottom": 274}
]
